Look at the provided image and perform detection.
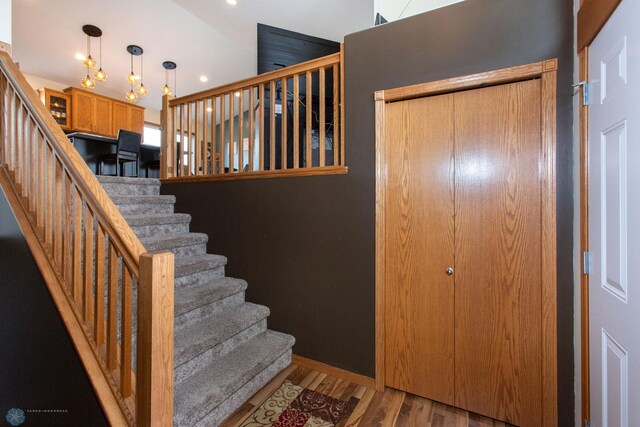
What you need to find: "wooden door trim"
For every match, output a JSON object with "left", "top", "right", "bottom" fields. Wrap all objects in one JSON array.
[
  {"left": 577, "top": 0, "right": 621, "bottom": 51},
  {"left": 374, "top": 59, "right": 559, "bottom": 425}
]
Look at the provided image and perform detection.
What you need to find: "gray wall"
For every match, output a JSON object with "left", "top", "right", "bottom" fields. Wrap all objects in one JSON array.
[{"left": 163, "top": 0, "right": 574, "bottom": 424}]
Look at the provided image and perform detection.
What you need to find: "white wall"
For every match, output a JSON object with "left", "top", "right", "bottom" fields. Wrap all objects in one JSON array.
[
  {"left": 0, "top": 0, "right": 11, "bottom": 45},
  {"left": 377, "top": 0, "right": 464, "bottom": 22}
]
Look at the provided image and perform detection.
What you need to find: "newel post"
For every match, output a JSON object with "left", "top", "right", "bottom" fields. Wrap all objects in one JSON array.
[
  {"left": 160, "top": 94, "right": 175, "bottom": 179},
  {"left": 136, "top": 251, "right": 175, "bottom": 427}
]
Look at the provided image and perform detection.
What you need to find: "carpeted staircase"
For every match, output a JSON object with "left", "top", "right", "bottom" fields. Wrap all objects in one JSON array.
[{"left": 97, "top": 176, "right": 295, "bottom": 427}]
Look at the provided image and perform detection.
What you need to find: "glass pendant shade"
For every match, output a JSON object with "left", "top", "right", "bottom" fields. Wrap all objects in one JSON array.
[
  {"left": 81, "top": 75, "right": 96, "bottom": 89},
  {"left": 127, "top": 72, "right": 140, "bottom": 84},
  {"left": 125, "top": 89, "right": 139, "bottom": 103},
  {"left": 161, "top": 84, "right": 172, "bottom": 96},
  {"left": 83, "top": 55, "right": 97, "bottom": 69},
  {"left": 136, "top": 83, "right": 148, "bottom": 97},
  {"left": 93, "top": 68, "right": 107, "bottom": 82}
]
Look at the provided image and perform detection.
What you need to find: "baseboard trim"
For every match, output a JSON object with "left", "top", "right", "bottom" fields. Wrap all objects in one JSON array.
[{"left": 291, "top": 354, "right": 376, "bottom": 389}]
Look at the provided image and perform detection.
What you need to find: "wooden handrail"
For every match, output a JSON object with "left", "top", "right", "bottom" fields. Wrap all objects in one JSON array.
[
  {"left": 0, "top": 51, "right": 174, "bottom": 427},
  {"left": 161, "top": 47, "right": 346, "bottom": 181}
]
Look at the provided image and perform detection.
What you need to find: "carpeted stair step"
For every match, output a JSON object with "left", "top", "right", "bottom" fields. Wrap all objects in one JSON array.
[
  {"left": 174, "top": 254, "right": 227, "bottom": 287},
  {"left": 110, "top": 194, "right": 175, "bottom": 215},
  {"left": 174, "top": 330, "right": 295, "bottom": 427},
  {"left": 175, "top": 276, "right": 247, "bottom": 328},
  {"left": 174, "top": 303, "right": 270, "bottom": 384},
  {"left": 96, "top": 176, "right": 160, "bottom": 196},
  {"left": 124, "top": 213, "right": 191, "bottom": 237},
  {"left": 139, "top": 232, "right": 208, "bottom": 257}
]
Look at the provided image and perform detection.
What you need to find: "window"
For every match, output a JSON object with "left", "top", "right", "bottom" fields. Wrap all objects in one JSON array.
[{"left": 143, "top": 123, "right": 161, "bottom": 147}]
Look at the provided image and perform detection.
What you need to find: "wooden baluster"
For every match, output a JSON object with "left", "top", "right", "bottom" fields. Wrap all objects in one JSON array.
[
  {"left": 239, "top": 90, "right": 244, "bottom": 172},
  {"left": 83, "top": 205, "right": 95, "bottom": 324},
  {"left": 196, "top": 100, "right": 202, "bottom": 175},
  {"left": 270, "top": 81, "right": 276, "bottom": 171},
  {"left": 229, "top": 93, "right": 235, "bottom": 173},
  {"left": 220, "top": 95, "right": 226, "bottom": 174},
  {"left": 53, "top": 157, "right": 63, "bottom": 268},
  {"left": 281, "top": 78, "right": 287, "bottom": 170},
  {"left": 202, "top": 98, "right": 208, "bottom": 175},
  {"left": 249, "top": 88, "right": 255, "bottom": 172},
  {"left": 160, "top": 95, "right": 174, "bottom": 179},
  {"left": 63, "top": 171, "right": 73, "bottom": 286},
  {"left": 333, "top": 64, "right": 339, "bottom": 166},
  {"left": 121, "top": 265, "right": 133, "bottom": 398},
  {"left": 14, "top": 101, "right": 22, "bottom": 184},
  {"left": 20, "top": 107, "right": 28, "bottom": 192},
  {"left": 8, "top": 87, "right": 16, "bottom": 172},
  {"left": 45, "top": 146, "right": 54, "bottom": 246},
  {"left": 0, "top": 75, "right": 5, "bottom": 166},
  {"left": 259, "top": 84, "right": 265, "bottom": 171},
  {"left": 107, "top": 242, "right": 119, "bottom": 371},
  {"left": 293, "top": 74, "right": 300, "bottom": 169},
  {"left": 178, "top": 103, "right": 184, "bottom": 177},
  {"left": 136, "top": 252, "right": 175, "bottom": 427},
  {"left": 36, "top": 132, "right": 45, "bottom": 229},
  {"left": 73, "top": 186, "right": 83, "bottom": 306},
  {"left": 29, "top": 119, "right": 37, "bottom": 211},
  {"left": 210, "top": 97, "right": 217, "bottom": 175},
  {"left": 94, "top": 223, "right": 106, "bottom": 346},
  {"left": 186, "top": 102, "right": 192, "bottom": 176},
  {"left": 306, "top": 71, "right": 312, "bottom": 168},
  {"left": 340, "top": 46, "right": 345, "bottom": 166},
  {"left": 319, "top": 67, "right": 326, "bottom": 167}
]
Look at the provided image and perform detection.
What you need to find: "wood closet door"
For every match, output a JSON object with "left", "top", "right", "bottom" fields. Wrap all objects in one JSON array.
[
  {"left": 453, "top": 80, "right": 542, "bottom": 426},
  {"left": 384, "top": 94, "right": 455, "bottom": 404}
]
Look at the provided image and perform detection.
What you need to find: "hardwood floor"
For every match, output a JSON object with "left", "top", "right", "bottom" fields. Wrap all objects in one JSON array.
[{"left": 221, "top": 362, "right": 514, "bottom": 427}]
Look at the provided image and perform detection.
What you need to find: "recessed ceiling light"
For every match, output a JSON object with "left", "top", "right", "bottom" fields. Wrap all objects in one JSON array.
[
  {"left": 75, "top": 52, "right": 86, "bottom": 61},
  {"left": 227, "top": 0, "right": 237, "bottom": 5},
  {"left": 200, "top": 76, "right": 208, "bottom": 82}
]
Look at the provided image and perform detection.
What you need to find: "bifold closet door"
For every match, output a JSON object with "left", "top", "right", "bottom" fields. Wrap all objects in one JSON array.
[
  {"left": 453, "top": 80, "right": 543, "bottom": 426},
  {"left": 384, "top": 94, "right": 455, "bottom": 405}
]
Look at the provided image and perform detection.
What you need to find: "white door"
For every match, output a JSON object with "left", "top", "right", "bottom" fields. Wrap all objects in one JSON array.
[{"left": 588, "top": 0, "right": 640, "bottom": 425}]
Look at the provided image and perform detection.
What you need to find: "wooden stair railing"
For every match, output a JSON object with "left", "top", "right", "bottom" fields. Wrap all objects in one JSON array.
[
  {"left": 160, "top": 46, "right": 346, "bottom": 181},
  {"left": 0, "top": 51, "right": 174, "bottom": 427}
]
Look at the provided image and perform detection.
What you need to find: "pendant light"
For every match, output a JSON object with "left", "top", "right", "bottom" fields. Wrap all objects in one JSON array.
[
  {"left": 80, "top": 25, "right": 102, "bottom": 89},
  {"left": 125, "top": 45, "right": 143, "bottom": 102},
  {"left": 93, "top": 34, "right": 107, "bottom": 82},
  {"left": 161, "top": 61, "right": 177, "bottom": 96}
]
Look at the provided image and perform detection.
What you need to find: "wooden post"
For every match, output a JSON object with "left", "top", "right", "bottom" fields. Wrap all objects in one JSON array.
[
  {"left": 136, "top": 251, "right": 174, "bottom": 427},
  {"left": 160, "top": 95, "right": 175, "bottom": 179}
]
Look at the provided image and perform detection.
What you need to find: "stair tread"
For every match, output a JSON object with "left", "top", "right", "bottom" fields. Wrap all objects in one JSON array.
[
  {"left": 175, "top": 302, "right": 270, "bottom": 366},
  {"left": 96, "top": 176, "right": 160, "bottom": 185},
  {"left": 175, "top": 276, "right": 247, "bottom": 317},
  {"left": 174, "top": 254, "right": 227, "bottom": 278},
  {"left": 140, "top": 232, "right": 208, "bottom": 247},
  {"left": 124, "top": 213, "right": 191, "bottom": 226},
  {"left": 174, "top": 330, "right": 295, "bottom": 426},
  {"left": 110, "top": 194, "right": 176, "bottom": 204}
]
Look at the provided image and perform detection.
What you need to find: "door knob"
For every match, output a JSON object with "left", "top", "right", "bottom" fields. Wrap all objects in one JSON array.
[{"left": 445, "top": 267, "right": 454, "bottom": 276}]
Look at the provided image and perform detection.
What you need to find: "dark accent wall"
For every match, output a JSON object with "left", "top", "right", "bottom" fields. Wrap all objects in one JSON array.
[
  {"left": 0, "top": 187, "right": 108, "bottom": 426},
  {"left": 163, "top": 1, "right": 574, "bottom": 424}
]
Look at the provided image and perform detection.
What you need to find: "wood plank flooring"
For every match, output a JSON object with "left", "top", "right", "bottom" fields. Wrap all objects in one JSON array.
[{"left": 221, "top": 363, "right": 514, "bottom": 427}]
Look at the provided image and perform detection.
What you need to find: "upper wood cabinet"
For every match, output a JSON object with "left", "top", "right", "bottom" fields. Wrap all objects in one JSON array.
[
  {"left": 63, "top": 87, "right": 144, "bottom": 137},
  {"left": 38, "top": 88, "right": 71, "bottom": 130}
]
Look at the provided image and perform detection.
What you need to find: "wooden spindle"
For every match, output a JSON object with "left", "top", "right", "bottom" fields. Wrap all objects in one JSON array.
[
  {"left": 121, "top": 265, "right": 134, "bottom": 398},
  {"left": 306, "top": 71, "right": 312, "bottom": 168},
  {"left": 270, "top": 81, "right": 276, "bottom": 171},
  {"left": 186, "top": 102, "right": 192, "bottom": 176},
  {"left": 72, "top": 186, "right": 83, "bottom": 306},
  {"left": 210, "top": 97, "right": 216, "bottom": 175},
  {"left": 259, "top": 84, "right": 265, "bottom": 171},
  {"left": 229, "top": 93, "right": 235, "bottom": 173},
  {"left": 220, "top": 95, "right": 226, "bottom": 174},
  {"left": 36, "top": 131, "right": 45, "bottom": 229},
  {"left": 29, "top": 119, "right": 37, "bottom": 211},
  {"left": 202, "top": 98, "right": 208, "bottom": 175},
  {"left": 94, "top": 223, "right": 106, "bottom": 346},
  {"left": 281, "top": 77, "right": 287, "bottom": 170},
  {"left": 14, "top": 102, "right": 22, "bottom": 184},
  {"left": 248, "top": 88, "right": 255, "bottom": 172},
  {"left": 107, "top": 242, "right": 119, "bottom": 371},
  {"left": 83, "top": 205, "right": 95, "bottom": 323},
  {"left": 194, "top": 100, "right": 201, "bottom": 175},
  {"left": 340, "top": 46, "right": 345, "bottom": 166},
  {"left": 63, "top": 171, "right": 73, "bottom": 286},
  {"left": 53, "top": 157, "right": 63, "bottom": 267},
  {"left": 333, "top": 64, "right": 339, "bottom": 166},
  {"left": 319, "top": 67, "right": 326, "bottom": 167},
  {"left": 239, "top": 90, "right": 244, "bottom": 172},
  {"left": 293, "top": 74, "right": 300, "bottom": 169},
  {"left": 45, "top": 145, "right": 54, "bottom": 246}
]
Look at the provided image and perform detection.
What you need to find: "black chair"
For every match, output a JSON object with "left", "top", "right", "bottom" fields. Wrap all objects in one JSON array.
[{"left": 97, "top": 130, "right": 142, "bottom": 177}]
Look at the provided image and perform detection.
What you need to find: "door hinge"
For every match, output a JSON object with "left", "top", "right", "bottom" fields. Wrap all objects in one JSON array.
[
  {"left": 583, "top": 251, "right": 591, "bottom": 275},
  {"left": 572, "top": 81, "right": 591, "bottom": 106}
]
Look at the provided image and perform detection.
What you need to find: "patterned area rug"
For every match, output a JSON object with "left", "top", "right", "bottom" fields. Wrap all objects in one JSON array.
[{"left": 239, "top": 380, "right": 359, "bottom": 427}]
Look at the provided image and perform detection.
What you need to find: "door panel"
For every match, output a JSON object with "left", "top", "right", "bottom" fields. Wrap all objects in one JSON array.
[
  {"left": 72, "top": 91, "right": 93, "bottom": 133},
  {"left": 453, "top": 80, "right": 542, "bottom": 426},
  {"left": 588, "top": 0, "right": 640, "bottom": 425},
  {"left": 384, "top": 94, "right": 456, "bottom": 404},
  {"left": 94, "top": 97, "right": 112, "bottom": 136},
  {"left": 113, "top": 102, "right": 130, "bottom": 135}
]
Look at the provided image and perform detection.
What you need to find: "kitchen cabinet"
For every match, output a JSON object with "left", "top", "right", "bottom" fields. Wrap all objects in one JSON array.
[{"left": 38, "top": 88, "right": 70, "bottom": 130}]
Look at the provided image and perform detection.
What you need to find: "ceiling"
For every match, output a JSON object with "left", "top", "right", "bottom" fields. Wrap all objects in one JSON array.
[
  {"left": 378, "top": 0, "right": 464, "bottom": 23},
  {"left": 12, "top": 0, "right": 373, "bottom": 112}
]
